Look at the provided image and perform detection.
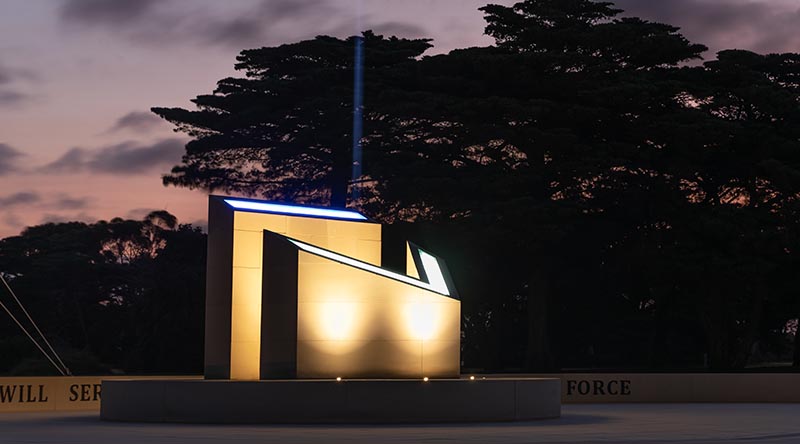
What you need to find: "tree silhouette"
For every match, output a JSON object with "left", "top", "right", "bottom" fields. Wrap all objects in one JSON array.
[
  {"left": 153, "top": 32, "right": 431, "bottom": 208},
  {"left": 149, "top": 0, "right": 800, "bottom": 371},
  {"left": 0, "top": 213, "right": 206, "bottom": 375}
]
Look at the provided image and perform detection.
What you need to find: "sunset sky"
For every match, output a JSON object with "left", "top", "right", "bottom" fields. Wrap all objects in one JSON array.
[{"left": 1, "top": 0, "right": 799, "bottom": 238}]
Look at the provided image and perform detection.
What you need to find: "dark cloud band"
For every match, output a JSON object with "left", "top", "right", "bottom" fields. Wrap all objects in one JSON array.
[
  {"left": 42, "top": 138, "right": 185, "bottom": 175},
  {"left": 58, "top": 0, "right": 336, "bottom": 49},
  {"left": 0, "top": 143, "right": 23, "bottom": 174},
  {"left": 108, "top": 111, "right": 165, "bottom": 133},
  {"left": 0, "top": 90, "right": 30, "bottom": 108},
  {"left": 0, "top": 191, "right": 41, "bottom": 207},
  {"left": 615, "top": 0, "right": 800, "bottom": 55},
  {"left": 60, "top": 0, "right": 160, "bottom": 24},
  {"left": 53, "top": 195, "right": 90, "bottom": 210},
  {"left": 57, "top": 0, "right": 428, "bottom": 50}
]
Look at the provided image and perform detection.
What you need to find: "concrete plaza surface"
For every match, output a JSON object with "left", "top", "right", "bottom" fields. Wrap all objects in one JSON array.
[{"left": 2, "top": 404, "right": 800, "bottom": 444}]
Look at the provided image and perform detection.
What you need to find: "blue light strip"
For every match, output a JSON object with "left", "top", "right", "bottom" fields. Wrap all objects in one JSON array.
[{"left": 224, "top": 199, "right": 368, "bottom": 221}]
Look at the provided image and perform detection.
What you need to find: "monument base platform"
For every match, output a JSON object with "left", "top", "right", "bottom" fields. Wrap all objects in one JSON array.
[{"left": 101, "top": 378, "right": 560, "bottom": 423}]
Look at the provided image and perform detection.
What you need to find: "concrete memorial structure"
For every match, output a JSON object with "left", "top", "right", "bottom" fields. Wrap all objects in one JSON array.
[
  {"left": 204, "top": 196, "right": 461, "bottom": 380},
  {"left": 101, "top": 196, "right": 560, "bottom": 423}
]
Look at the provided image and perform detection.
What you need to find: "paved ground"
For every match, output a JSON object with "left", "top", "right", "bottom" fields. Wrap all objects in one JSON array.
[{"left": 2, "top": 404, "right": 800, "bottom": 444}]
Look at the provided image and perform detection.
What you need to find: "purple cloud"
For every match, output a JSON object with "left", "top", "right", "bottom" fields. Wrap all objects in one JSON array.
[
  {"left": 108, "top": 111, "right": 165, "bottom": 133},
  {"left": 0, "top": 143, "right": 24, "bottom": 174},
  {"left": 614, "top": 0, "right": 800, "bottom": 55},
  {"left": 0, "top": 191, "right": 41, "bottom": 207},
  {"left": 42, "top": 139, "right": 185, "bottom": 175}
]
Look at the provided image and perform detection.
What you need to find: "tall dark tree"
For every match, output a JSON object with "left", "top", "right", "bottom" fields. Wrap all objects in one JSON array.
[
  {"left": 153, "top": 32, "right": 431, "bottom": 207},
  {"left": 154, "top": 0, "right": 800, "bottom": 371}
]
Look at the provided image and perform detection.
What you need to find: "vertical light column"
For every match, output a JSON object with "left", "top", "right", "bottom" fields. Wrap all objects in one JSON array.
[{"left": 230, "top": 213, "right": 287, "bottom": 380}]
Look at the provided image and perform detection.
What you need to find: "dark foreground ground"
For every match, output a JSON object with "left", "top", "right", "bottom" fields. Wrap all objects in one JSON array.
[{"left": 2, "top": 404, "right": 799, "bottom": 444}]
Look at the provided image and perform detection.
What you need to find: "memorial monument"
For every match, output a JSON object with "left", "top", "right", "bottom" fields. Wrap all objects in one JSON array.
[
  {"left": 101, "top": 196, "right": 560, "bottom": 423},
  {"left": 204, "top": 196, "right": 460, "bottom": 380}
]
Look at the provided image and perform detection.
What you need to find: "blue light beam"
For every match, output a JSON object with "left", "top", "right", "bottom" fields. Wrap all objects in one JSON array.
[{"left": 351, "top": 34, "right": 364, "bottom": 203}]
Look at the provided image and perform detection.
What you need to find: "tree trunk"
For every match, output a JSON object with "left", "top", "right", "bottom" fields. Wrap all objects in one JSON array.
[
  {"left": 705, "top": 325, "right": 730, "bottom": 370},
  {"left": 732, "top": 288, "right": 764, "bottom": 368},
  {"left": 524, "top": 271, "right": 554, "bottom": 371},
  {"left": 482, "top": 300, "right": 504, "bottom": 372},
  {"left": 329, "top": 173, "right": 349, "bottom": 208},
  {"left": 70, "top": 290, "right": 90, "bottom": 350},
  {"left": 792, "top": 317, "right": 800, "bottom": 368},
  {"left": 646, "top": 292, "right": 664, "bottom": 369},
  {"left": 703, "top": 291, "right": 732, "bottom": 370},
  {"left": 329, "top": 144, "right": 352, "bottom": 208}
]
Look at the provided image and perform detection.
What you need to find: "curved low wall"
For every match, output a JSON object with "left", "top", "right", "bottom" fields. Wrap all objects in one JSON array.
[
  {"left": 530, "top": 373, "right": 800, "bottom": 403},
  {"left": 0, "top": 376, "right": 199, "bottom": 413},
  {"left": 5, "top": 373, "right": 800, "bottom": 414},
  {"left": 100, "top": 378, "right": 561, "bottom": 423}
]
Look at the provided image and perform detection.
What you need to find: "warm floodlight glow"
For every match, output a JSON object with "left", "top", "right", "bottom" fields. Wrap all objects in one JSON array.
[
  {"left": 406, "top": 303, "right": 440, "bottom": 340},
  {"left": 224, "top": 199, "right": 368, "bottom": 221},
  {"left": 319, "top": 302, "right": 358, "bottom": 340},
  {"left": 423, "top": 377, "right": 429, "bottom": 382},
  {"left": 288, "top": 239, "right": 451, "bottom": 296},
  {"left": 336, "top": 377, "right": 342, "bottom": 382},
  {"left": 470, "top": 375, "right": 475, "bottom": 380}
]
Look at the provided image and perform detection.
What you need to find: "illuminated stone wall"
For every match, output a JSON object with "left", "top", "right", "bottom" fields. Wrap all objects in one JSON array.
[{"left": 295, "top": 250, "right": 460, "bottom": 378}]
